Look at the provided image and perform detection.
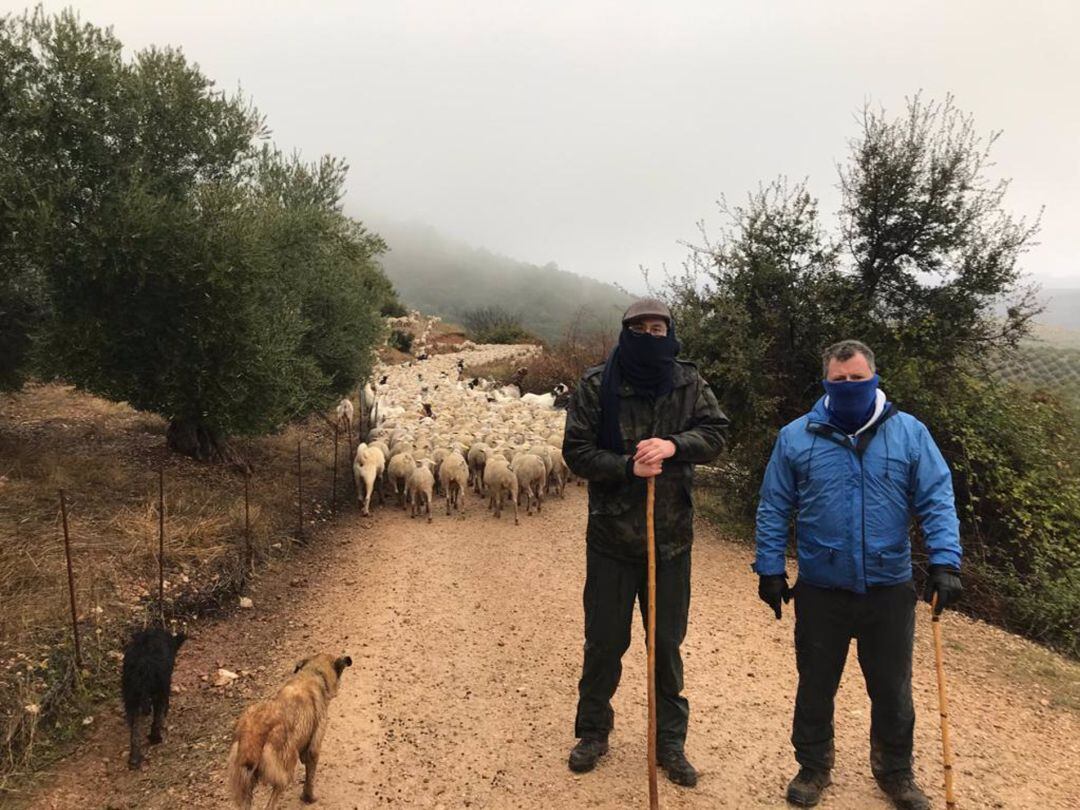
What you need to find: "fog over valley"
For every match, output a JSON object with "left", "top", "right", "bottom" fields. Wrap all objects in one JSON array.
[{"left": 45, "top": 0, "right": 1080, "bottom": 314}]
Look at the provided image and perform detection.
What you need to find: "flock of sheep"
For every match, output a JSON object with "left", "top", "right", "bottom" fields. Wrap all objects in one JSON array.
[
  {"left": 338, "top": 344, "right": 574, "bottom": 525},
  {"left": 118, "top": 341, "right": 573, "bottom": 802}
]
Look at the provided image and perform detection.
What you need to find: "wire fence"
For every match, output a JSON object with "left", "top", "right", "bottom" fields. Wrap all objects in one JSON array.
[{"left": 1, "top": 412, "right": 364, "bottom": 789}]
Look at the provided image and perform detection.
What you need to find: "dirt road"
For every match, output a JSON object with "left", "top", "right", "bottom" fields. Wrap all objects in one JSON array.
[{"left": 24, "top": 482, "right": 1080, "bottom": 810}]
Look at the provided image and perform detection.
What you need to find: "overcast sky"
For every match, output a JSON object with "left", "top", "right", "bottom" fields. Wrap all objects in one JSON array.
[{"left": 26, "top": 0, "right": 1080, "bottom": 293}]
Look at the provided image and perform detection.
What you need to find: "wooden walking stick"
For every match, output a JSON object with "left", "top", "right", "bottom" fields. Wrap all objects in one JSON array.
[
  {"left": 646, "top": 476, "right": 659, "bottom": 810},
  {"left": 930, "top": 593, "right": 958, "bottom": 809}
]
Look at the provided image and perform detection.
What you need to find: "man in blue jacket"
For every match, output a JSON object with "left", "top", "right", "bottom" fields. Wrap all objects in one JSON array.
[{"left": 754, "top": 340, "right": 963, "bottom": 809}]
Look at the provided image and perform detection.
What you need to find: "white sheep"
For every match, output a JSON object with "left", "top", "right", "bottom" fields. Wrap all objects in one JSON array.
[
  {"left": 336, "top": 398, "right": 354, "bottom": 434},
  {"left": 493, "top": 384, "right": 521, "bottom": 400},
  {"left": 511, "top": 453, "right": 547, "bottom": 516},
  {"left": 466, "top": 442, "right": 490, "bottom": 494},
  {"left": 359, "top": 383, "right": 375, "bottom": 426},
  {"left": 374, "top": 398, "right": 406, "bottom": 425},
  {"left": 484, "top": 458, "right": 520, "bottom": 525},
  {"left": 387, "top": 452, "right": 416, "bottom": 509},
  {"left": 389, "top": 441, "right": 415, "bottom": 460},
  {"left": 527, "top": 443, "right": 554, "bottom": 478},
  {"left": 548, "top": 447, "right": 570, "bottom": 497},
  {"left": 406, "top": 461, "right": 435, "bottom": 523},
  {"left": 369, "top": 439, "right": 391, "bottom": 462},
  {"left": 439, "top": 451, "right": 469, "bottom": 516},
  {"left": 352, "top": 443, "right": 385, "bottom": 516}
]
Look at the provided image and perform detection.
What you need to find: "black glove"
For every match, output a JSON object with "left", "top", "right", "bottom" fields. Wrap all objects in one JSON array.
[
  {"left": 923, "top": 565, "right": 962, "bottom": 615},
  {"left": 758, "top": 574, "right": 792, "bottom": 620}
]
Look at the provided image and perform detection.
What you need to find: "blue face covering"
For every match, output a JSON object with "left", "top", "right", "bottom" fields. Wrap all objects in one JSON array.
[{"left": 822, "top": 374, "right": 879, "bottom": 434}]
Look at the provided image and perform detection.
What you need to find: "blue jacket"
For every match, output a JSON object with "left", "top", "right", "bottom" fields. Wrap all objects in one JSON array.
[{"left": 754, "top": 395, "right": 961, "bottom": 593}]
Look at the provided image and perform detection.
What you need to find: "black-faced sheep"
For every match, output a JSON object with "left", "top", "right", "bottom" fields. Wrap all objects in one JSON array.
[{"left": 521, "top": 383, "right": 570, "bottom": 409}]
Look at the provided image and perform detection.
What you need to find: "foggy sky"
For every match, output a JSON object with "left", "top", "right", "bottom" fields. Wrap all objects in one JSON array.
[{"left": 25, "top": 1, "right": 1080, "bottom": 293}]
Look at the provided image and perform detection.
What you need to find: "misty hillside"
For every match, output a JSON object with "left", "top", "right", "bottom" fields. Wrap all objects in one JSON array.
[
  {"left": 1034, "top": 288, "right": 1080, "bottom": 331},
  {"left": 369, "top": 219, "right": 635, "bottom": 342}
]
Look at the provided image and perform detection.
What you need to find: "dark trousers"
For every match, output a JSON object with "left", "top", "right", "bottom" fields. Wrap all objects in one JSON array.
[
  {"left": 574, "top": 547, "right": 691, "bottom": 752},
  {"left": 792, "top": 579, "right": 916, "bottom": 779}
]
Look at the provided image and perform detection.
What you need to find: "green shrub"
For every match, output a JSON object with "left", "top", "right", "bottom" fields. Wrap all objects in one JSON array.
[
  {"left": 0, "top": 8, "right": 396, "bottom": 462},
  {"left": 461, "top": 306, "right": 536, "bottom": 345},
  {"left": 898, "top": 374, "right": 1080, "bottom": 654},
  {"left": 388, "top": 329, "right": 414, "bottom": 353},
  {"left": 474, "top": 324, "right": 536, "bottom": 345},
  {"left": 668, "top": 95, "right": 1079, "bottom": 656}
]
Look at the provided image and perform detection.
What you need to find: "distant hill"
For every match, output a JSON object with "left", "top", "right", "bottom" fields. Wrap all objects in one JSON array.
[
  {"left": 993, "top": 342, "right": 1080, "bottom": 402},
  {"left": 985, "top": 288, "right": 1080, "bottom": 404},
  {"left": 365, "top": 218, "right": 635, "bottom": 343},
  {"left": 1030, "top": 323, "right": 1080, "bottom": 350},
  {"left": 990, "top": 306, "right": 1080, "bottom": 408},
  {"left": 1034, "top": 288, "right": 1080, "bottom": 331},
  {"left": 994, "top": 287, "right": 1080, "bottom": 333}
]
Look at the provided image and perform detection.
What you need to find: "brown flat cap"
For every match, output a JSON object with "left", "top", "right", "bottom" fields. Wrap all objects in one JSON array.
[{"left": 622, "top": 297, "right": 672, "bottom": 325}]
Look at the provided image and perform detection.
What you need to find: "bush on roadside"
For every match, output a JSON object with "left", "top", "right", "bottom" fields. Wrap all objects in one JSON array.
[
  {"left": 465, "top": 317, "right": 614, "bottom": 395},
  {"left": 388, "top": 329, "right": 414, "bottom": 354},
  {"left": 0, "top": 10, "right": 396, "bottom": 465},
  {"left": 461, "top": 306, "right": 537, "bottom": 345},
  {"left": 666, "top": 95, "right": 1080, "bottom": 656}
]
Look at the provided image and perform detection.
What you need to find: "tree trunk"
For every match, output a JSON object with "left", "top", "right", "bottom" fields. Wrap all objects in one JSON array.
[{"left": 166, "top": 419, "right": 252, "bottom": 473}]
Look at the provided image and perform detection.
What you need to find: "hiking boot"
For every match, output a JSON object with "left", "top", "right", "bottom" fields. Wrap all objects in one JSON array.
[
  {"left": 568, "top": 735, "right": 609, "bottom": 773},
  {"left": 786, "top": 767, "right": 832, "bottom": 806},
  {"left": 877, "top": 774, "right": 930, "bottom": 810},
  {"left": 658, "top": 748, "right": 698, "bottom": 787}
]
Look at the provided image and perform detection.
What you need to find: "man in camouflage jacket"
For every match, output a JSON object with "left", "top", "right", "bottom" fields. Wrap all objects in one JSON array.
[{"left": 562, "top": 298, "right": 728, "bottom": 787}]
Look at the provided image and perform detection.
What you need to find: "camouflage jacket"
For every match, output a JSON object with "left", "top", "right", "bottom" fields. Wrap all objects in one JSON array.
[{"left": 562, "top": 359, "right": 728, "bottom": 562}]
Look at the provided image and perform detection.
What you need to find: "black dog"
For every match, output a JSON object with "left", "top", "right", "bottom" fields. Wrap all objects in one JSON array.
[{"left": 121, "top": 627, "right": 185, "bottom": 768}]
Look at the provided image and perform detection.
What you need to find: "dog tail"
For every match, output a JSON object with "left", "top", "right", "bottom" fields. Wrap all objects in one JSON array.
[{"left": 226, "top": 724, "right": 265, "bottom": 809}]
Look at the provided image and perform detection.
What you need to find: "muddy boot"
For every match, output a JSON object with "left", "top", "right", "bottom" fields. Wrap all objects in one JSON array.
[
  {"left": 786, "top": 767, "right": 832, "bottom": 806},
  {"left": 658, "top": 748, "right": 698, "bottom": 787},
  {"left": 568, "top": 735, "right": 608, "bottom": 773},
  {"left": 877, "top": 774, "right": 930, "bottom": 810}
]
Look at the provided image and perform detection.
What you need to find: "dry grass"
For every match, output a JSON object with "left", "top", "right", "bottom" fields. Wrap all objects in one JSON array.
[
  {"left": 464, "top": 323, "right": 614, "bottom": 395},
  {"left": 0, "top": 382, "right": 350, "bottom": 792}
]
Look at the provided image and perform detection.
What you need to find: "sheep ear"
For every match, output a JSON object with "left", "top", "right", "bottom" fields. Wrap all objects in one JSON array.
[
  {"left": 334, "top": 656, "right": 353, "bottom": 675},
  {"left": 294, "top": 657, "right": 309, "bottom": 674}
]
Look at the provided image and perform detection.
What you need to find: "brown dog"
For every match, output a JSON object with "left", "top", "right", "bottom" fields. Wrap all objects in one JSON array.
[{"left": 226, "top": 653, "right": 352, "bottom": 808}]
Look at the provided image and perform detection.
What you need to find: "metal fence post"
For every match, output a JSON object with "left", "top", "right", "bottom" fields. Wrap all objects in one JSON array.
[
  {"left": 59, "top": 490, "right": 83, "bottom": 669},
  {"left": 296, "top": 439, "right": 304, "bottom": 541}
]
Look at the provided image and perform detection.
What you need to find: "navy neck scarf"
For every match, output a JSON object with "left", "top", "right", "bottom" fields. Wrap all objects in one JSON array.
[
  {"left": 598, "top": 325, "right": 681, "bottom": 453},
  {"left": 822, "top": 374, "right": 879, "bottom": 434}
]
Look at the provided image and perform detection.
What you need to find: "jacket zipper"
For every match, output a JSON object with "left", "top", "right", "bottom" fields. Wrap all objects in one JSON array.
[
  {"left": 858, "top": 444, "right": 867, "bottom": 592},
  {"left": 809, "top": 410, "right": 897, "bottom": 593}
]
